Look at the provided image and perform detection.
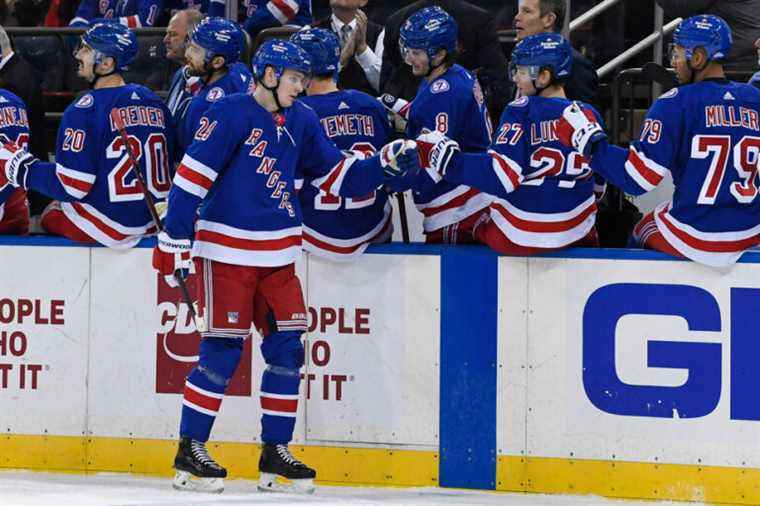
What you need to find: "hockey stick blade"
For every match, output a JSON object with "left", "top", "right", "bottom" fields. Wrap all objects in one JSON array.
[
  {"left": 641, "top": 62, "right": 678, "bottom": 90},
  {"left": 109, "top": 108, "right": 207, "bottom": 333}
]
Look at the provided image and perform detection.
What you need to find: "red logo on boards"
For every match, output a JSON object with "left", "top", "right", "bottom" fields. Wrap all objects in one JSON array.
[{"left": 155, "top": 275, "right": 252, "bottom": 396}]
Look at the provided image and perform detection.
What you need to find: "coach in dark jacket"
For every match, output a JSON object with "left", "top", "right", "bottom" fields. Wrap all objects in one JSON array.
[{"left": 380, "top": 0, "right": 508, "bottom": 105}]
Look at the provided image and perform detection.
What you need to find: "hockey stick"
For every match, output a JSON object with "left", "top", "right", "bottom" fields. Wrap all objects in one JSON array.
[
  {"left": 109, "top": 108, "right": 207, "bottom": 332},
  {"left": 396, "top": 192, "right": 410, "bottom": 243},
  {"left": 641, "top": 62, "right": 679, "bottom": 89}
]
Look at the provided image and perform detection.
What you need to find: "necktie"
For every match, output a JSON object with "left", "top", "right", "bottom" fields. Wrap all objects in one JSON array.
[{"left": 340, "top": 24, "right": 352, "bottom": 46}]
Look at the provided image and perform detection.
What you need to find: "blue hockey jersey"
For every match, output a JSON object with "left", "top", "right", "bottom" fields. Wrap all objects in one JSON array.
[
  {"left": 164, "top": 94, "right": 394, "bottom": 267},
  {"left": 242, "top": 0, "right": 312, "bottom": 35},
  {"left": 162, "top": 0, "right": 225, "bottom": 17},
  {"left": 70, "top": 0, "right": 162, "bottom": 27},
  {"left": 405, "top": 64, "right": 493, "bottom": 234},
  {"left": 177, "top": 66, "right": 253, "bottom": 154},
  {"left": 442, "top": 95, "right": 601, "bottom": 249},
  {"left": 24, "top": 84, "right": 174, "bottom": 248},
  {"left": 0, "top": 89, "right": 30, "bottom": 221},
  {"left": 298, "top": 90, "right": 393, "bottom": 260},
  {"left": 588, "top": 79, "right": 760, "bottom": 267}
]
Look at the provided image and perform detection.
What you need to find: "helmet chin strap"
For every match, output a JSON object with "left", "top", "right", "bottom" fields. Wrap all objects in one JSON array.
[
  {"left": 88, "top": 53, "right": 118, "bottom": 89},
  {"left": 261, "top": 75, "right": 284, "bottom": 113}
]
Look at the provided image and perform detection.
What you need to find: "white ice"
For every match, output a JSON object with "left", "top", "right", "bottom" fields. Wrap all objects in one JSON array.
[{"left": 0, "top": 471, "right": 691, "bottom": 506}]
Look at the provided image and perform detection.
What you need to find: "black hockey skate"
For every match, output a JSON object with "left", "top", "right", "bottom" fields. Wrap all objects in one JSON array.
[
  {"left": 172, "top": 437, "right": 227, "bottom": 493},
  {"left": 257, "top": 443, "right": 316, "bottom": 494}
]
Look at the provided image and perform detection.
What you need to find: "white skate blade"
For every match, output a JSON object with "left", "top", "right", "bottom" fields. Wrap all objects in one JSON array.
[
  {"left": 257, "top": 472, "right": 315, "bottom": 494},
  {"left": 172, "top": 470, "right": 224, "bottom": 493}
]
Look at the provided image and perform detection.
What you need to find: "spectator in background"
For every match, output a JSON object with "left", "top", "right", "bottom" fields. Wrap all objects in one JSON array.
[
  {"left": 307, "top": 0, "right": 382, "bottom": 95},
  {"left": 241, "top": 0, "right": 312, "bottom": 38},
  {"left": 69, "top": 0, "right": 163, "bottom": 27},
  {"left": 514, "top": 0, "right": 598, "bottom": 103},
  {"left": 380, "top": 0, "right": 509, "bottom": 121},
  {"left": 164, "top": 9, "right": 204, "bottom": 118},
  {"left": 656, "top": 0, "right": 760, "bottom": 70},
  {"left": 0, "top": 25, "right": 47, "bottom": 216}
]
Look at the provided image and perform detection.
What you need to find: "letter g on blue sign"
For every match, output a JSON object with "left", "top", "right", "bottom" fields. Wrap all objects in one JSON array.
[{"left": 583, "top": 283, "right": 721, "bottom": 419}]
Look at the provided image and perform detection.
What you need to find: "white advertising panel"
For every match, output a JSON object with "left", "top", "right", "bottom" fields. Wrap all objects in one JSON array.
[
  {"left": 0, "top": 246, "right": 90, "bottom": 435},
  {"left": 503, "top": 257, "right": 760, "bottom": 467},
  {"left": 304, "top": 253, "right": 440, "bottom": 447}
]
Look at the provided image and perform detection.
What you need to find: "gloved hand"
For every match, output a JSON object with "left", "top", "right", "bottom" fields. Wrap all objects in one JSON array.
[
  {"left": 557, "top": 101, "right": 607, "bottom": 158},
  {"left": 0, "top": 143, "right": 36, "bottom": 189},
  {"left": 415, "top": 131, "right": 460, "bottom": 183},
  {"left": 379, "top": 93, "right": 411, "bottom": 120},
  {"left": 152, "top": 231, "right": 194, "bottom": 288},
  {"left": 379, "top": 139, "right": 419, "bottom": 178}
]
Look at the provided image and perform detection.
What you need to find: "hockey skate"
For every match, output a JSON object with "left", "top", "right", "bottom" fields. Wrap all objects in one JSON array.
[
  {"left": 172, "top": 437, "right": 227, "bottom": 493},
  {"left": 257, "top": 443, "right": 316, "bottom": 494}
]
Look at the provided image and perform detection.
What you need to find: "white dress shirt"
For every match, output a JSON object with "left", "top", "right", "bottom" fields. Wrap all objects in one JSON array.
[{"left": 330, "top": 14, "right": 384, "bottom": 92}]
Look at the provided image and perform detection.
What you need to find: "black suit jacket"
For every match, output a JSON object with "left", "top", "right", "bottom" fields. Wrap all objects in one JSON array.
[
  {"left": 566, "top": 47, "right": 599, "bottom": 105},
  {"left": 380, "top": 0, "right": 507, "bottom": 101}
]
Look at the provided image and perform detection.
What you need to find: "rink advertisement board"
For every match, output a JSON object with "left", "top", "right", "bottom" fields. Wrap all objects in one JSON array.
[{"left": 3, "top": 236, "right": 760, "bottom": 504}]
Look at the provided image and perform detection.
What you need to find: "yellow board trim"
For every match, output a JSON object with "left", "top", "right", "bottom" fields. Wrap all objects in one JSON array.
[
  {"left": 0, "top": 434, "right": 438, "bottom": 487},
  {"left": 497, "top": 455, "right": 760, "bottom": 504}
]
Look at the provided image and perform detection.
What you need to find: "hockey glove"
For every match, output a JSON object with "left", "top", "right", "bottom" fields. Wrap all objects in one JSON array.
[
  {"left": 380, "top": 139, "right": 419, "bottom": 178},
  {"left": 379, "top": 94, "right": 411, "bottom": 133},
  {"left": 0, "top": 143, "right": 36, "bottom": 189},
  {"left": 152, "top": 231, "right": 194, "bottom": 288},
  {"left": 415, "top": 131, "right": 460, "bottom": 183},
  {"left": 557, "top": 102, "right": 607, "bottom": 158}
]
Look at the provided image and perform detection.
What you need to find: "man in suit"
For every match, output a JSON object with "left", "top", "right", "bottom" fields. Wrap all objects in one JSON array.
[{"left": 308, "top": 0, "right": 383, "bottom": 95}]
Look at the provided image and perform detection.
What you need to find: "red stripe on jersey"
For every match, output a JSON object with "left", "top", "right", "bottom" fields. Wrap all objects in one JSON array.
[
  {"left": 125, "top": 15, "right": 139, "bottom": 27},
  {"left": 628, "top": 149, "right": 663, "bottom": 187},
  {"left": 58, "top": 173, "right": 93, "bottom": 194},
  {"left": 658, "top": 208, "right": 760, "bottom": 252},
  {"left": 492, "top": 201, "right": 596, "bottom": 233},
  {"left": 196, "top": 229, "right": 302, "bottom": 251},
  {"left": 490, "top": 152, "right": 520, "bottom": 190},
  {"left": 270, "top": 0, "right": 297, "bottom": 20},
  {"left": 261, "top": 396, "right": 298, "bottom": 413},
  {"left": 303, "top": 216, "right": 391, "bottom": 254},
  {"left": 184, "top": 386, "right": 222, "bottom": 413},
  {"left": 318, "top": 159, "right": 346, "bottom": 195},
  {"left": 421, "top": 188, "right": 481, "bottom": 217},
  {"left": 71, "top": 203, "right": 131, "bottom": 241},
  {"left": 177, "top": 163, "right": 215, "bottom": 190}
]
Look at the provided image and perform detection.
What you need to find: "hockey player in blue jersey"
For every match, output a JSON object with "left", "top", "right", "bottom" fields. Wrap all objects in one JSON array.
[
  {"left": 291, "top": 28, "right": 394, "bottom": 259},
  {"left": 242, "top": 0, "right": 312, "bottom": 37},
  {"left": 559, "top": 15, "right": 760, "bottom": 267},
  {"left": 0, "top": 89, "right": 30, "bottom": 235},
  {"left": 385, "top": 6, "right": 493, "bottom": 244},
  {"left": 153, "top": 39, "right": 417, "bottom": 493},
  {"left": 163, "top": 0, "right": 225, "bottom": 17},
  {"left": 178, "top": 18, "right": 252, "bottom": 153},
  {"left": 417, "top": 33, "right": 602, "bottom": 255},
  {"left": 70, "top": 0, "right": 163, "bottom": 27},
  {"left": 0, "top": 21, "right": 174, "bottom": 248}
]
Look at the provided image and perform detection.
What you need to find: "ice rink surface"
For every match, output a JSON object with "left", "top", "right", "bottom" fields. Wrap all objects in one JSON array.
[{"left": 0, "top": 471, "right": 688, "bottom": 506}]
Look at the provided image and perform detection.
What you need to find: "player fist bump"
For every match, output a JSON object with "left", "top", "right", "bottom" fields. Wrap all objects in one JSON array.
[
  {"left": 415, "top": 131, "right": 460, "bottom": 183},
  {"left": 152, "top": 231, "right": 194, "bottom": 288},
  {"left": 380, "top": 139, "right": 419, "bottom": 178},
  {"left": 557, "top": 102, "right": 607, "bottom": 158},
  {"left": 0, "top": 142, "right": 36, "bottom": 189}
]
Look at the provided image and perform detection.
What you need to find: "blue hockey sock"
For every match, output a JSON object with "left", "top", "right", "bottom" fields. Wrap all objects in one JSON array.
[{"left": 259, "top": 331, "right": 304, "bottom": 444}]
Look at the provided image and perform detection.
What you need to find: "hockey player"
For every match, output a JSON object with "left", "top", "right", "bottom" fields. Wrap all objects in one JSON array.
[
  {"left": 0, "top": 21, "right": 174, "bottom": 248},
  {"left": 0, "top": 89, "right": 30, "bottom": 235},
  {"left": 69, "top": 0, "right": 165, "bottom": 27},
  {"left": 291, "top": 28, "right": 394, "bottom": 259},
  {"left": 417, "top": 33, "right": 601, "bottom": 255},
  {"left": 153, "top": 39, "right": 417, "bottom": 493},
  {"left": 178, "top": 18, "right": 252, "bottom": 153},
  {"left": 385, "top": 6, "right": 493, "bottom": 244},
  {"left": 558, "top": 15, "right": 760, "bottom": 267},
  {"left": 242, "top": 0, "right": 312, "bottom": 37}
]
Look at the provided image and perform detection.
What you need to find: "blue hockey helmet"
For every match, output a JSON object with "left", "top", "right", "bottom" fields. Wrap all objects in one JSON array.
[
  {"left": 399, "top": 6, "right": 458, "bottom": 61},
  {"left": 290, "top": 28, "right": 340, "bottom": 79},
  {"left": 508, "top": 32, "right": 572, "bottom": 82},
  {"left": 189, "top": 17, "right": 244, "bottom": 64},
  {"left": 252, "top": 39, "right": 312, "bottom": 81},
  {"left": 672, "top": 15, "right": 733, "bottom": 62},
  {"left": 81, "top": 20, "right": 138, "bottom": 71}
]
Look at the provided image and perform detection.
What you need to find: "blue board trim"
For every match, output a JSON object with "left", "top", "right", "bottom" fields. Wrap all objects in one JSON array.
[{"left": 439, "top": 248, "right": 498, "bottom": 490}]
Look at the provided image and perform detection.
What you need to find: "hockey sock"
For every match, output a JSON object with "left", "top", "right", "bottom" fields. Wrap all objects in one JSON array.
[
  {"left": 180, "top": 337, "right": 243, "bottom": 442},
  {"left": 259, "top": 331, "right": 304, "bottom": 444}
]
